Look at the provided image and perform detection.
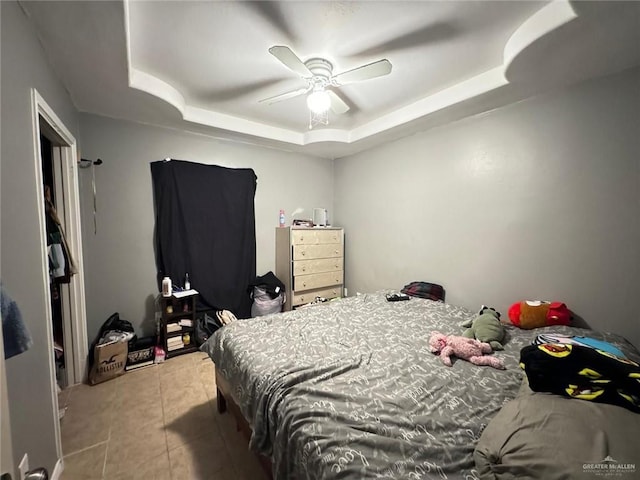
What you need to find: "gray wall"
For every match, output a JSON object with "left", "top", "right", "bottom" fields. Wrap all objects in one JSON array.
[
  {"left": 334, "top": 68, "right": 640, "bottom": 349},
  {"left": 1, "top": 0, "right": 80, "bottom": 473},
  {"left": 78, "top": 114, "right": 334, "bottom": 343},
  {"left": 2, "top": 0, "right": 636, "bottom": 473}
]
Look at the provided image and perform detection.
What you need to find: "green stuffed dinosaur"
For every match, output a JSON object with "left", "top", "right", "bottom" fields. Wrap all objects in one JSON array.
[{"left": 461, "top": 305, "right": 506, "bottom": 351}]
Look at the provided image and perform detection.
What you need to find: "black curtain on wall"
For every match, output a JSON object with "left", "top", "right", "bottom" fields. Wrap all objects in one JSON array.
[{"left": 150, "top": 160, "right": 257, "bottom": 318}]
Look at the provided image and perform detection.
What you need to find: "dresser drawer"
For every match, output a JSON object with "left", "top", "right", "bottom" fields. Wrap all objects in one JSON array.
[
  {"left": 291, "top": 229, "right": 341, "bottom": 245},
  {"left": 292, "top": 286, "right": 342, "bottom": 306},
  {"left": 294, "top": 271, "right": 343, "bottom": 291},
  {"left": 293, "top": 258, "right": 342, "bottom": 276},
  {"left": 293, "top": 243, "right": 343, "bottom": 260}
]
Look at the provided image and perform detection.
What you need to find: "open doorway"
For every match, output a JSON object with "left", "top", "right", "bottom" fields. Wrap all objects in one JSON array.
[
  {"left": 32, "top": 89, "right": 89, "bottom": 389},
  {"left": 40, "top": 132, "right": 73, "bottom": 388}
]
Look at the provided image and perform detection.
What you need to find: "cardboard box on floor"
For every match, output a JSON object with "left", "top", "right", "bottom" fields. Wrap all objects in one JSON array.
[{"left": 89, "top": 340, "right": 127, "bottom": 385}]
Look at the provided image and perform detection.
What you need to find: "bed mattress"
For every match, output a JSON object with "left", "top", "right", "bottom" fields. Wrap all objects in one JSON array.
[{"left": 201, "top": 293, "right": 628, "bottom": 479}]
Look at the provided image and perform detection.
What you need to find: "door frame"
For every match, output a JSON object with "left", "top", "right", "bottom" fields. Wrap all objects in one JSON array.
[
  {"left": 31, "top": 88, "right": 88, "bottom": 473},
  {"left": 32, "top": 89, "right": 88, "bottom": 385}
]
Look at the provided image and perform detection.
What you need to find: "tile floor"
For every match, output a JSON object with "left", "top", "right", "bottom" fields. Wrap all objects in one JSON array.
[{"left": 58, "top": 351, "right": 269, "bottom": 480}]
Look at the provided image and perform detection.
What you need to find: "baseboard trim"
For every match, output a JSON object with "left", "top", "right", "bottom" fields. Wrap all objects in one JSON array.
[{"left": 50, "top": 457, "right": 64, "bottom": 480}]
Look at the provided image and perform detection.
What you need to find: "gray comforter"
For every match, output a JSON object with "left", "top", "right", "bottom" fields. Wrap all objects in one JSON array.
[{"left": 202, "top": 293, "right": 597, "bottom": 479}]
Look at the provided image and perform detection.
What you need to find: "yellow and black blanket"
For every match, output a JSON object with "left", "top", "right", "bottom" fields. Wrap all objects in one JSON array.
[{"left": 520, "top": 343, "right": 640, "bottom": 413}]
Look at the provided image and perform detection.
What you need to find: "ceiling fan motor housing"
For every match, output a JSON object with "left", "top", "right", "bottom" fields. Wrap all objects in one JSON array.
[{"left": 305, "top": 58, "right": 333, "bottom": 89}]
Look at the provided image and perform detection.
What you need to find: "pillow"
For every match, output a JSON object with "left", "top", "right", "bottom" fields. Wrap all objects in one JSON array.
[
  {"left": 508, "top": 301, "right": 572, "bottom": 329},
  {"left": 474, "top": 379, "right": 640, "bottom": 479}
]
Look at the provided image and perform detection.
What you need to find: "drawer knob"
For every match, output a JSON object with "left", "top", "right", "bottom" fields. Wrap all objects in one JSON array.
[
  {"left": 303, "top": 282, "right": 307, "bottom": 287},
  {"left": 301, "top": 251, "right": 306, "bottom": 256},
  {"left": 302, "top": 267, "right": 306, "bottom": 272}
]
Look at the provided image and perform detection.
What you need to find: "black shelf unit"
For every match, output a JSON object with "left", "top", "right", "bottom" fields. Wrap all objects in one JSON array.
[{"left": 160, "top": 292, "right": 198, "bottom": 358}]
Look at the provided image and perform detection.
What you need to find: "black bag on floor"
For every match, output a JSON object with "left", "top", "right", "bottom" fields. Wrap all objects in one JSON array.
[
  {"left": 195, "top": 312, "right": 221, "bottom": 346},
  {"left": 88, "top": 312, "right": 136, "bottom": 368}
]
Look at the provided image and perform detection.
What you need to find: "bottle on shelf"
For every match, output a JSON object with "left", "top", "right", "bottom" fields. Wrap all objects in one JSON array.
[
  {"left": 185, "top": 272, "right": 191, "bottom": 290},
  {"left": 279, "top": 209, "right": 286, "bottom": 228},
  {"left": 162, "top": 276, "right": 172, "bottom": 297}
]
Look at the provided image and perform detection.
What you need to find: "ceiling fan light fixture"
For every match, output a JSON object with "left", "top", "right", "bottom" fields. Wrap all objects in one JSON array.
[
  {"left": 263, "top": 46, "right": 388, "bottom": 126},
  {"left": 306, "top": 89, "right": 331, "bottom": 114}
]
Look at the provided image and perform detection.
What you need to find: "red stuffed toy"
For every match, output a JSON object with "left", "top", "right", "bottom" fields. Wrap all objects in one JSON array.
[{"left": 508, "top": 301, "right": 571, "bottom": 329}]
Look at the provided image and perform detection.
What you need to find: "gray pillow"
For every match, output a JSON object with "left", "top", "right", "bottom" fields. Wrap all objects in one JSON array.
[{"left": 474, "top": 379, "right": 640, "bottom": 479}]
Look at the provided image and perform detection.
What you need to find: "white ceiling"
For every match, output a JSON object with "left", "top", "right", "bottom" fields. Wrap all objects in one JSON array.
[{"left": 21, "top": 1, "right": 640, "bottom": 159}]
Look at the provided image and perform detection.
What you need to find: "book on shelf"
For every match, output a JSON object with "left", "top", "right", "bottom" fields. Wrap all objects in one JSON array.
[
  {"left": 167, "top": 336, "right": 183, "bottom": 346},
  {"left": 179, "top": 319, "right": 193, "bottom": 327},
  {"left": 166, "top": 323, "right": 181, "bottom": 333},
  {"left": 125, "top": 360, "right": 154, "bottom": 371},
  {"left": 173, "top": 289, "right": 198, "bottom": 299},
  {"left": 167, "top": 342, "right": 184, "bottom": 351}
]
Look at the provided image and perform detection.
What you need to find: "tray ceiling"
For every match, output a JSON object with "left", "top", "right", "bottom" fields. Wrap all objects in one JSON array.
[{"left": 21, "top": 1, "right": 640, "bottom": 158}]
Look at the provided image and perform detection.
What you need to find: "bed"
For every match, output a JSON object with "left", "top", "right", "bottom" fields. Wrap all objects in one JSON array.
[{"left": 201, "top": 292, "right": 640, "bottom": 479}]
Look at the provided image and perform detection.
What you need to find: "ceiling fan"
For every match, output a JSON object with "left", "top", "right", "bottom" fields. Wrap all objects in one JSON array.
[{"left": 259, "top": 45, "right": 393, "bottom": 116}]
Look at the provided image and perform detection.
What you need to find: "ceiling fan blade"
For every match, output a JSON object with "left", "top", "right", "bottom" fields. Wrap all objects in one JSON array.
[
  {"left": 199, "top": 78, "right": 288, "bottom": 102},
  {"left": 348, "top": 22, "right": 456, "bottom": 57},
  {"left": 258, "top": 86, "right": 310, "bottom": 105},
  {"left": 243, "top": 3, "right": 297, "bottom": 43},
  {"left": 333, "top": 59, "right": 392, "bottom": 85},
  {"left": 328, "top": 90, "right": 349, "bottom": 115},
  {"left": 269, "top": 46, "right": 312, "bottom": 77}
]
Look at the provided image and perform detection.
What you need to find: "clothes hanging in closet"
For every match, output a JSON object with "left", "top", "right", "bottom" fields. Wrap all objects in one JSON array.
[{"left": 45, "top": 185, "right": 77, "bottom": 284}]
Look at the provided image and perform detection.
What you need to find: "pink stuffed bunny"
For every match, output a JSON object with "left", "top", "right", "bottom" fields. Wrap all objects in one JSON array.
[{"left": 429, "top": 331, "right": 505, "bottom": 369}]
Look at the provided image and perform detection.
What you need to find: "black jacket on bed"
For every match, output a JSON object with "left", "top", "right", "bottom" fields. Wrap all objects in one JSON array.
[{"left": 520, "top": 343, "right": 640, "bottom": 413}]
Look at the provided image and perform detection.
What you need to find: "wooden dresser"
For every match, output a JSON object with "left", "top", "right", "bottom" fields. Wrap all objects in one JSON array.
[{"left": 275, "top": 226, "right": 344, "bottom": 310}]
